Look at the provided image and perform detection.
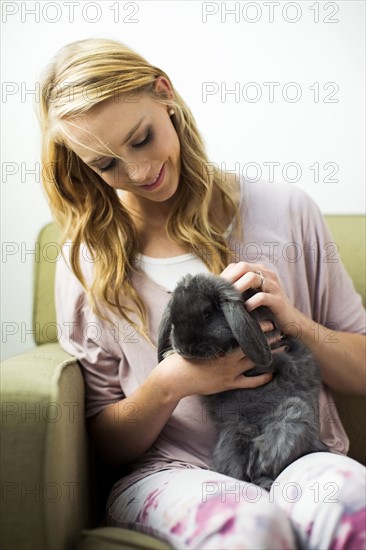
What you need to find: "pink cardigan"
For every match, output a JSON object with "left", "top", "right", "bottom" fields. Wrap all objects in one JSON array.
[{"left": 55, "top": 178, "right": 366, "bottom": 501}]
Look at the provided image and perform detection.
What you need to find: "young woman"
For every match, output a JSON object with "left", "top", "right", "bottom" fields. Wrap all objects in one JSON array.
[{"left": 39, "top": 38, "right": 366, "bottom": 549}]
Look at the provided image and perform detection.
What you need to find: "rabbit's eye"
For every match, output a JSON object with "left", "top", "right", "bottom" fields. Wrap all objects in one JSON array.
[{"left": 203, "top": 310, "right": 211, "bottom": 319}]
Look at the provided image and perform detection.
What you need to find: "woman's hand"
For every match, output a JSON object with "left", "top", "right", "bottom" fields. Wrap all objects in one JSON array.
[
  {"left": 218, "top": 262, "right": 366, "bottom": 397},
  {"left": 220, "top": 261, "right": 302, "bottom": 337},
  {"left": 154, "top": 323, "right": 274, "bottom": 401}
]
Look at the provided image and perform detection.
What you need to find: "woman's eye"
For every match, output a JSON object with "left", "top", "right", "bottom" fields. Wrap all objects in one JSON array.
[
  {"left": 99, "top": 158, "right": 117, "bottom": 173},
  {"left": 98, "top": 128, "right": 153, "bottom": 173},
  {"left": 133, "top": 129, "right": 153, "bottom": 149}
]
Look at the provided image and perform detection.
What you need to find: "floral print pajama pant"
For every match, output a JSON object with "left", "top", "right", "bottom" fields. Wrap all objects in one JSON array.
[{"left": 105, "top": 452, "right": 366, "bottom": 549}]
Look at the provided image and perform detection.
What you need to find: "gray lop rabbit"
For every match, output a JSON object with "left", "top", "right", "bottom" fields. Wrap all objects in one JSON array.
[{"left": 157, "top": 273, "right": 329, "bottom": 490}]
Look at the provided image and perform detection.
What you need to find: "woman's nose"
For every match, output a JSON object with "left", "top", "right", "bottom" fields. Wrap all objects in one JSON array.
[{"left": 124, "top": 161, "right": 151, "bottom": 183}]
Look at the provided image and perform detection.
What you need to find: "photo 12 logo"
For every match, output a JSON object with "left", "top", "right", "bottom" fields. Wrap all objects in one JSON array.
[
  {"left": 203, "top": 161, "right": 340, "bottom": 184},
  {"left": 1, "top": 1, "right": 140, "bottom": 24},
  {"left": 201, "top": 2, "right": 340, "bottom": 24},
  {"left": 202, "top": 82, "right": 340, "bottom": 103},
  {"left": 1, "top": 481, "right": 80, "bottom": 504}
]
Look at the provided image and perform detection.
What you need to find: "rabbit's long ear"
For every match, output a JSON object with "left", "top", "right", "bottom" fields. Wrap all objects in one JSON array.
[
  {"left": 157, "top": 301, "right": 173, "bottom": 362},
  {"left": 221, "top": 300, "right": 272, "bottom": 367}
]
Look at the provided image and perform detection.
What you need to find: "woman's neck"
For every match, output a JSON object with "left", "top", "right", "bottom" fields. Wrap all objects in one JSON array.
[{"left": 119, "top": 173, "right": 239, "bottom": 256}]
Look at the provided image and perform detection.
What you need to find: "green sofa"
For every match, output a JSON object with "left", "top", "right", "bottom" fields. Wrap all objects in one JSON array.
[{"left": 1, "top": 217, "right": 365, "bottom": 550}]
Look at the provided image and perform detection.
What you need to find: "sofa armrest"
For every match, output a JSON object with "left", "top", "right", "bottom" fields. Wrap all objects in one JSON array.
[
  {"left": 1, "top": 343, "right": 92, "bottom": 550},
  {"left": 332, "top": 390, "right": 366, "bottom": 465}
]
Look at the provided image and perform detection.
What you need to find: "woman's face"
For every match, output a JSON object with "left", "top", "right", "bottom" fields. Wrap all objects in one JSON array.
[{"left": 65, "top": 77, "right": 181, "bottom": 205}]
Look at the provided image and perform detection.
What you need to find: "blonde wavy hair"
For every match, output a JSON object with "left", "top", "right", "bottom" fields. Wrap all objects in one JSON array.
[{"left": 38, "top": 37, "right": 241, "bottom": 345}]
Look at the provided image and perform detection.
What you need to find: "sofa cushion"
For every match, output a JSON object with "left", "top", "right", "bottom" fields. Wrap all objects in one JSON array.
[
  {"left": 1, "top": 343, "right": 91, "bottom": 550},
  {"left": 33, "top": 222, "right": 62, "bottom": 345},
  {"left": 324, "top": 216, "right": 366, "bottom": 464},
  {"left": 325, "top": 215, "right": 365, "bottom": 303},
  {"left": 76, "top": 527, "right": 172, "bottom": 550}
]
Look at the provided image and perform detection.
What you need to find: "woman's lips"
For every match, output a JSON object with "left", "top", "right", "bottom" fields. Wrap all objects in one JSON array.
[{"left": 141, "top": 163, "right": 165, "bottom": 191}]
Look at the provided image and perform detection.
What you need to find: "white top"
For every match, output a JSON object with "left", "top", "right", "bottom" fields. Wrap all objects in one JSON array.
[
  {"left": 136, "top": 253, "right": 209, "bottom": 292},
  {"left": 136, "top": 220, "right": 235, "bottom": 291}
]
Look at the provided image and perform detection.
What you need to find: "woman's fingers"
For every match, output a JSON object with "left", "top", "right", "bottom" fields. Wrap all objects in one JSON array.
[
  {"left": 220, "top": 262, "right": 270, "bottom": 293},
  {"left": 221, "top": 261, "right": 300, "bottom": 333},
  {"left": 220, "top": 348, "right": 274, "bottom": 389},
  {"left": 162, "top": 340, "right": 275, "bottom": 398},
  {"left": 259, "top": 320, "right": 275, "bottom": 333},
  {"left": 242, "top": 372, "right": 273, "bottom": 389},
  {"left": 224, "top": 368, "right": 274, "bottom": 390}
]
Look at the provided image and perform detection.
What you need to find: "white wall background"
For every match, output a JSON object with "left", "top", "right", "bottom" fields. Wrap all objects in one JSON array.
[{"left": 1, "top": 0, "right": 365, "bottom": 360}]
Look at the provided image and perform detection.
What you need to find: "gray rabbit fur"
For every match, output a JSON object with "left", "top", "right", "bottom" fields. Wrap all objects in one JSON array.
[{"left": 157, "top": 272, "right": 328, "bottom": 490}]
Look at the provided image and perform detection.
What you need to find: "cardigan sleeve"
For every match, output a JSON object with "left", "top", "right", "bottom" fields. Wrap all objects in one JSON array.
[
  {"left": 237, "top": 178, "right": 365, "bottom": 335},
  {"left": 291, "top": 187, "right": 366, "bottom": 335},
  {"left": 54, "top": 243, "right": 126, "bottom": 418}
]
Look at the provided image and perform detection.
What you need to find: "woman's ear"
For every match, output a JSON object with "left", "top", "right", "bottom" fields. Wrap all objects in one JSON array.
[{"left": 153, "top": 75, "right": 174, "bottom": 101}]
